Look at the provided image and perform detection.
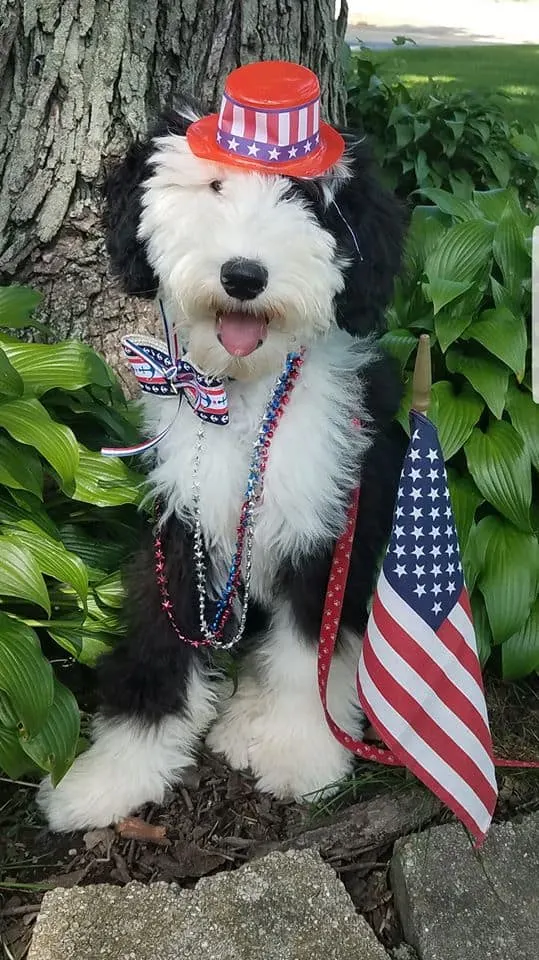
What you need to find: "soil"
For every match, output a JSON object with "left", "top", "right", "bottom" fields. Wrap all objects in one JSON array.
[{"left": 1, "top": 675, "right": 538, "bottom": 960}]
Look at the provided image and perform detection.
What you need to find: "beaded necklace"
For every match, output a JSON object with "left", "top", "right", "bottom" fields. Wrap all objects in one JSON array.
[{"left": 153, "top": 350, "right": 305, "bottom": 649}]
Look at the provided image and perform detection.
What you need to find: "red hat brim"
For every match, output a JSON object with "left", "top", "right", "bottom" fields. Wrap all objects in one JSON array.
[{"left": 186, "top": 115, "right": 345, "bottom": 178}]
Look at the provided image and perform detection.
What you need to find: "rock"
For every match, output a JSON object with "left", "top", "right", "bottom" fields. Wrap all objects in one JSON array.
[
  {"left": 391, "top": 812, "right": 539, "bottom": 960},
  {"left": 29, "top": 849, "right": 390, "bottom": 960}
]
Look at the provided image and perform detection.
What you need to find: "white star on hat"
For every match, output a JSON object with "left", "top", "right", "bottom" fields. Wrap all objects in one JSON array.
[
  {"left": 247, "top": 142, "right": 260, "bottom": 156},
  {"left": 216, "top": 131, "right": 222, "bottom": 143},
  {"left": 268, "top": 147, "right": 281, "bottom": 160},
  {"left": 288, "top": 145, "right": 298, "bottom": 158},
  {"left": 228, "top": 137, "right": 239, "bottom": 151},
  {"left": 304, "top": 139, "right": 312, "bottom": 153}
]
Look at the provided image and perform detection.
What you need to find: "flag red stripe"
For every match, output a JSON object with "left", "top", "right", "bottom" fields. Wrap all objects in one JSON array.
[
  {"left": 220, "top": 98, "right": 234, "bottom": 133},
  {"left": 438, "top": 597, "right": 484, "bottom": 688},
  {"left": 373, "top": 596, "right": 493, "bottom": 755},
  {"left": 266, "top": 111, "right": 279, "bottom": 144},
  {"left": 306, "top": 102, "right": 315, "bottom": 136},
  {"left": 289, "top": 108, "right": 299, "bottom": 143},
  {"left": 362, "top": 630, "right": 498, "bottom": 807},
  {"left": 356, "top": 673, "right": 490, "bottom": 842},
  {"left": 243, "top": 108, "right": 256, "bottom": 140}
]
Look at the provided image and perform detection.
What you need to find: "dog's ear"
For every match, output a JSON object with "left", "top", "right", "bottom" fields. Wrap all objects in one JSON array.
[
  {"left": 321, "top": 134, "right": 408, "bottom": 336},
  {"left": 102, "top": 97, "right": 203, "bottom": 298}
]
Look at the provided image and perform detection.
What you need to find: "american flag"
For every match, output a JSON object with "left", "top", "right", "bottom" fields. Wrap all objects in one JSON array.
[{"left": 357, "top": 410, "right": 498, "bottom": 843}]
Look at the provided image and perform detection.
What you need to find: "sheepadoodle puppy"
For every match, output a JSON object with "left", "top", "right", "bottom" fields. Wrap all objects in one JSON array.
[{"left": 39, "top": 62, "right": 406, "bottom": 832}]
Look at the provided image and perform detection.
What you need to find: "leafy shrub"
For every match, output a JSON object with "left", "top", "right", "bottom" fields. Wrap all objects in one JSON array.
[
  {"left": 0, "top": 285, "right": 145, "bottom": 784},
  {"left": 382, "top": 186, "right": 538, "bottom": 679},
  {"left": 346, "top": 50, "right": 539, "bottom": 205}
]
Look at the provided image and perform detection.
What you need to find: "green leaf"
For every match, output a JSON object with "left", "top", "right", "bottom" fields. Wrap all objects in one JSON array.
[
  {"left": 94, "top": 572, "right": 125, "bottom": 609},
  {"left": 424, "top": 220, "right": 495, "bottom": 300},
  {"left": 501, "top": 599, "right": 539, "bottom": 680},
  {"left": 72, "top": 448, "right": 143, "bottom": 507},
  {"left": 0, "top": 346, "right": 24, "bottom": 398},
  {"left": 0, "top": 490, "right": 60, "bottom": 540},
  {"left": 57, "top": 523, "right": 127, "bottom": 574},
  {"left": 0, "top": 725, "right": 36, "bottom": 778},
  {"left": 0, "top": 338, "right": 114, "bottom": 397},
  {"left": 423, "top": 279, "right": 473, "bottom": 315},
  {"left": 492, "top": 205, "right": 530, "bottom": 293},
  {"left": 474, "top": 517, "right": 538, "bottom": 644},
  {"left": 429, "top": 381, "right": 484, "bottom": 461},
  {"left": 20, "top": 678, "right": 80, "bottom": 784},
  {"left": 0, "top": 542, "right": 51, "bottom": 613},
  {"left": 505, "top": 385, "right": 539, "bottom": 471},
  {"left": 0, "top": 435, "right": 43, "bottom": 498},
  {"left": 471, "top": 188, "right": 511, "bottom": 223},
  {"left": 466, "top": 307, "right": 527, "bottom": 380},
  {"left": 47, "top": 622, "right": 114, "bottom": 667},
  {"left": 465, "top": 421, "right": 532, "bottom": 531},
  {"left": 446, "top": 348, "right": 509, "bottom": 419},
  {"left": 1, "top": 529, "right": 88, "bottom": 608},
  {"left": 0, "top": 614, "right": 54, "bottom": 737},
  {"left": 0, "top": 398, "right": 79, "bottom": 488},
  {"left": 469, "top": 590, "right": 492, "bottom": 669},
  {"left": 379, "top": 329, "right": 417, "bottom": 367},
  {"left": 447, "top": 470, "right": 484, "bottom": 552},
  {"left": 0, "top": 285, "right": 43, "bottom": 329},
  {"left": 419, "top": 188, "right": 479, "bottom": 221},
  {"left": 434, "top": 311, "right": 473, "bottom": 353}
]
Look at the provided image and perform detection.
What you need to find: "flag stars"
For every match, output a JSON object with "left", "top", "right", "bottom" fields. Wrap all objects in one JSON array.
[
  {"left": 268, "top": 146, "right": 281, "bottom": 160},
  {"left": 228, "top": 137, "right": 239, "bottom": 151},
  {"left": 247, "top": 142, "right": 260, "bottom": 156},
  {"left": 395, "top": 525, "right": 405, "bottom": 539},
  {"left": 428, "top": 488, "right": 440, "bottom": 501},
  {"left": 447, "top": 562, "right": 455, "bottom": 575},
  {"left": 414, "top": 583, "right": 426, "bottom": 598},
  {"left": 304, "top": 139, "right": 312, "bottom": 153},
  {"left": 413, "top": 564, "right": 425, "bottom": 579},
  {"left": 412, "top": 544, "right": 425, "bottom": 559},
  {"left": 410, "top": 487, "right": 423, "bottom": 502},
  {"left": 426, "top": 448, "right": 438, "bottom": 463},
  {"left": 447, "top": 580, "right": 456, "bottom": 594},
  {"left": 428, "top": 468, "right": 439, "bottom": 481},
  {"left": 429, "top": 506, "right": 440, "bottom": 520},
  {"left": 395, "top": 563, "right": 407, "bottom": 578},
  {"left": 409, "top": 448, "right": 421, "bottom": 462},
  {"left": 396, "top": 505, "right": 404, "bottom": 519},
  {"left": 432, "top": 601, "right": 442, "bottom": 615},
  {"left": 288, "top": 145, "right": 298, "bottom": 158},
  {"left": 432, "top": 564, "right": 442, "bottom": 578},
  {"left": 395, "top": 543, "right": 406, "bottom": 558},
  {"left": 432, "top": 582, "right": 442, "bottom": 596},
  {"left": 411, "top": 526, "right": 424, "bottom": 540},
  {"left": 432, "top": 544, "right": 441, "bottom": 558},
  {"left": 409, "top": 467, "right": 422, "bottom": 481},
  {"left": 431, "top": 527, "right": 440, "bottom": 540},
  {"left": 411, "top": 506, "right": 423, "bottom": 521}
]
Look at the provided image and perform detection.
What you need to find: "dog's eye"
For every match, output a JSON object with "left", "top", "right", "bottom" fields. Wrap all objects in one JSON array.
[{"left": 210, "top": 180, "right": 222, "bottom": 193}]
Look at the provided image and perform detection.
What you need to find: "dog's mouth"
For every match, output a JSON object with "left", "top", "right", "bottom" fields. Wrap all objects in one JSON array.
[{"left": 216, "top": 310, "right": 268, "bottom": 358}]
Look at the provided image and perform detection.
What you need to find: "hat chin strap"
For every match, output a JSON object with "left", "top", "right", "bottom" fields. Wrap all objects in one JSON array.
[{"left": 332, "top": 201, "right": 363, "bottom": 261}]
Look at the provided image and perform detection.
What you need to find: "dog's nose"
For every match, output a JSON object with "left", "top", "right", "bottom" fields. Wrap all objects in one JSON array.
[{"left": 220, "top": 258, "right": 268, "bottom": 300}]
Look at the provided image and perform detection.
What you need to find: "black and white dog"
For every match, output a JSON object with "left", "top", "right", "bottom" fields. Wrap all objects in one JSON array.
[{"left": 39, "top": 92, "right": 406, "bottom": 832}]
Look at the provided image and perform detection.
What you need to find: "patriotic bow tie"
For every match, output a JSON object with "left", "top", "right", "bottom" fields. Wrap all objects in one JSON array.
[
  {"left": 100, "top": 335, "right": 229, "bottom": 458},
  {"left": 121, "top": 336, "right": 229, "bottom": 424}
]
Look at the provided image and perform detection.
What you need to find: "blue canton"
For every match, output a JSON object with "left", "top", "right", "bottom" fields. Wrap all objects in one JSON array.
[{"left": 384, "top": 411, "right": 464, "bottom": 630}]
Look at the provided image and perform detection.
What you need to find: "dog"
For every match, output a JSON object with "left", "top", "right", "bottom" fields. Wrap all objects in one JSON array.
[{"left": 38, "top": 62, "right": 406, "bottom": 832}]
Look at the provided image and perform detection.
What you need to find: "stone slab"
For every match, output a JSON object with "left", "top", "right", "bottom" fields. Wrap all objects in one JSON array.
[
  {"left": 391, "top": 812, "right": 539, "bottom": 960},
  {"left": 29, "top": 849, "right": 390, "bottom": 960}
]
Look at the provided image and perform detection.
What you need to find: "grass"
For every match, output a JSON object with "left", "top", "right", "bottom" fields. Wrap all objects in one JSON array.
[{"left": 376, "top": 44, "right": 539, "bottom": 127}]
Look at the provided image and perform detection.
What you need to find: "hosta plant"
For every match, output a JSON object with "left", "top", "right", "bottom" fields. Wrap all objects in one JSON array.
[
  {"left": 0, "top": 285, "right": 145, "bottom": 784},
  {"left": 382, "top": 186, "right": 539, "bottom": 679}
]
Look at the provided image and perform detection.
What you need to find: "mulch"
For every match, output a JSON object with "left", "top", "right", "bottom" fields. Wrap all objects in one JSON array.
[{"left": 1, "top": 675, "right": 538, "bottom": 960}]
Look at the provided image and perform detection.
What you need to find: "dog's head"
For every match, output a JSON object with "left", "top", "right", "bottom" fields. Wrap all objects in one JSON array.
[{"left": 103, "top": 96, "right": 405, "bottom": 380}]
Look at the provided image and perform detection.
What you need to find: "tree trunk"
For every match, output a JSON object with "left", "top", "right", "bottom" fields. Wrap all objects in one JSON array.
[{"left": 0, "top": 0, "right": 349, "bottom": 389}]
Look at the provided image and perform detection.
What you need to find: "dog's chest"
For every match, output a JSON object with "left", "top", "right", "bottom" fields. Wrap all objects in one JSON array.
[{"left": 147, "top": 341, "right": 368, "bottom": 598}]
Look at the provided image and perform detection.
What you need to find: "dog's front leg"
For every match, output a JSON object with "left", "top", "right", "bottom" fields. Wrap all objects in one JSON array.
[{"left": 38, "top": 517, "right": 218, "bottom": 832}]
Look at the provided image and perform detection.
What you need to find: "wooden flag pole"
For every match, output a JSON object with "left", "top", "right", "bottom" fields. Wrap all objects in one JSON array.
[{"left": 412, "top": 334, "right": 432, "bottom": 415}]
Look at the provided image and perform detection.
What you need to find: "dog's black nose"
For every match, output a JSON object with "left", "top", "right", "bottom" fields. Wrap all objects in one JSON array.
[{"left": 220, "top": 258, "right": 268, "bottom": 300}]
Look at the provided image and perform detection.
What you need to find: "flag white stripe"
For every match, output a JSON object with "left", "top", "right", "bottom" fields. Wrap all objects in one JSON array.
[
  {"left": 369, "top": 606, "right": 496, "bottom": 786},
  {"left": 313, "top": 99, "right": 320, "bottom": 134},
  {"left": 448, "top": 601, "right": 481, "bottom": 658},
  {"left": 231, "top": 105, "right": 244, "bottom": 137},
  {"left": 358, "top": 651, "right": 492, "bottom": 834},
  {"left": 377, "top": 573, "right": 490, "bottom": 727},
  {"left": 278, "top": 111, "right": 290, "bottom": 146},
  {"left": 298, "top": 107, "right": 308, "bottom": 141},
  {"left": 255, "top": 111, "right": 267, "bottom": 143}
]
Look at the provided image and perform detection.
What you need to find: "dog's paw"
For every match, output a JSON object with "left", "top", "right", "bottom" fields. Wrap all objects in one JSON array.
[
  {"left": 37, "top": 742, "right": 167, "bottom": 833},
  {"left": 247, "top": 711, "right": 357, "bottom": 802},
  {"left": 205, "top": 676, "right": 264, "bottom": 771}
]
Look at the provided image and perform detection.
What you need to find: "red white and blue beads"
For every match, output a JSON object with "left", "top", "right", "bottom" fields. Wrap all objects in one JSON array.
[{"left": 154, "top": 350, "right": 305, "bottom": 649}]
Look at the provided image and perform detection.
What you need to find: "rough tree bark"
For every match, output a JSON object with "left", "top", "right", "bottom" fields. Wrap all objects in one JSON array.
[{"left": 0, "top": 0, "right": 349, "bottom": 387}]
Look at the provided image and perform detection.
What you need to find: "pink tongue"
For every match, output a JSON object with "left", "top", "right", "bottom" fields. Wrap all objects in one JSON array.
[{"left": 217, "top": 312, "right": 267, "bottom": 357}]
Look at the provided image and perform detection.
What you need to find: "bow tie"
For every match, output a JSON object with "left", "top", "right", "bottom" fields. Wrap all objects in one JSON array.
[
  {"left": 122, "top": 335, "right": 229, "bottom": 425},
  {"left": 100, "top": 335, "right": 229, "bottom": 458}
]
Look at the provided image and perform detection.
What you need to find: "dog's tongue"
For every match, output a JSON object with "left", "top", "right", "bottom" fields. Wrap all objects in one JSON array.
[{"left": 217, "top": 312, "right": 267, "bottom": 357}]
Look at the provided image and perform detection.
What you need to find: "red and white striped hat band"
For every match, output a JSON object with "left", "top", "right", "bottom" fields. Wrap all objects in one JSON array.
[{"left": 217, "top": 92, "right": 321, "bottom": 163}]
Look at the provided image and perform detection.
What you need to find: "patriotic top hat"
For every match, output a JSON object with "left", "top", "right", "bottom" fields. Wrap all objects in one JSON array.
[{"left": 187, "top": 61, "right": 345, "bottom": 177}]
